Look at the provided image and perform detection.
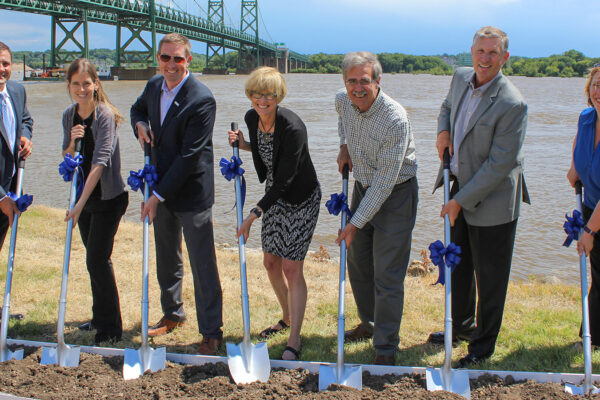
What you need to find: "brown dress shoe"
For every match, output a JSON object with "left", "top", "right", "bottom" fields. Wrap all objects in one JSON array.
[
  {"left": 147, "top": 316, "right": 185, "bottom": 337},
  {"left": 344, "top": 324, "right": 373, "bottom": 343},
  {"left": 198, "top": 336, "right": 223, "bottom": 355},
  {"left": 374, "top": 354, "right": 395, "bottom": 365}
]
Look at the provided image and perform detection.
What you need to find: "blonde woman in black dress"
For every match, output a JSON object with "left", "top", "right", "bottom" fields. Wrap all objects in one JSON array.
[{"left": 228, "top": 66, "right": 320, "bottom": 361}]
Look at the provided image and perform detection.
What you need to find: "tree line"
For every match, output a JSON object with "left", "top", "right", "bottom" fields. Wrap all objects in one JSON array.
[{"left": 11, "top": 49, "right": 600, "bottom": 78}]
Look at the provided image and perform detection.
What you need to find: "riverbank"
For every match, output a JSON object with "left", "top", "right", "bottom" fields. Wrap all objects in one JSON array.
[{"left": 0, "top": 205, "right": 593, "bottom": 373}]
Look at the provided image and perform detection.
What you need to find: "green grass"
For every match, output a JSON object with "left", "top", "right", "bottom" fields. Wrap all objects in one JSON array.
[{"left": 0, "top": 205, "right": 596, "bottom": 374}]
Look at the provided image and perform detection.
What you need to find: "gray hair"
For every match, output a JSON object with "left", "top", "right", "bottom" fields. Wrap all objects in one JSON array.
[
  {"left": 342, "top": 51, "right": 382, "bottom": 80},
  {"left": 472, "top": 26, "right": 509, "bottom": 54}
]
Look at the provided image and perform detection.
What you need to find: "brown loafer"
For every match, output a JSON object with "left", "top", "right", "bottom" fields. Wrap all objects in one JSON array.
[
  {"left": 198, "top": 336, "right": 223, "bottom": 356},
  {"left": 344, "top": 324, "right": 373, "bottom": 343},
  {"left": 147, "top": 316, "right": 185, "bottom": 337},
  {"left": 374, "top": 354, "right": 395, "bottom": 365}
]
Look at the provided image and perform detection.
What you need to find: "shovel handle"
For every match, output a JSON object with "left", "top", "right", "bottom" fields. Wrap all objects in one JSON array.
[
  {"left": 17, "top": 157, "right": 24, "bottom": 169},
  {"left": 342, "top": 163, "right": 349, "bottom": 180},
  {"left": 443, "top": 148, "right": 450, "bottom": 170},
  {"left": 576, "top": 180, "right": 582, "bottom": 196},
  {"left": 231, "top": 122, "right": 239, "bottom": 148},
  {"left": 73, "top": 138, "right": 82, "bottom": 153},
  {"left": 144, "top": 141, "right": 151, "bottom": 157}
]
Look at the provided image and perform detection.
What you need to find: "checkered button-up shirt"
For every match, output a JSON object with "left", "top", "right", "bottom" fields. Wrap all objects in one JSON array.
[{"left": 336, "top": 89, "right": 417, "bottom": 228}]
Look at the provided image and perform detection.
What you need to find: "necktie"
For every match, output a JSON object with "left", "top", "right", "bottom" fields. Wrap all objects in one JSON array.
[{"left": 0, "top": 92, "right": 15, "bottom": 152}]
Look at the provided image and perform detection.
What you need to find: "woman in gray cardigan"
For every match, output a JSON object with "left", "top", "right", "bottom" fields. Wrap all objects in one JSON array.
[{"left": 62, "top": 58, "right": 128, "bottom": 345}]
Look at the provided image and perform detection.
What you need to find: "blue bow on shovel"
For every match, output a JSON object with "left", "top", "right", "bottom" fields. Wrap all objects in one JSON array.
[
  {"left": 563, "top": 209, "right": 585, "bottom": 248},
  {"left": 6, "top": 192, "right": 33, "bottom": 212},
  {"left": 58, "top": 153, "right": 84, "bottom": 200},
  {"left": 429, "top": 240, "right": 461, "bottom": 285},
  {"left": 326, "top": 192, "right": 353, "bottom": 219},
  {"left": 128, "top": 164, "right": 158, "bottom": 192},
  {"left": 220, "top": 156, "right": 246, "bottom": 208}
]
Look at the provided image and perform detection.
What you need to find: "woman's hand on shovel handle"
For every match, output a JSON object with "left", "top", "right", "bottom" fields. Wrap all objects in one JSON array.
[
  {"left": 237, "top": 214, "right": 255, "bottom": 242},
  {"left": 65, "top": 202, "right": 83, "bottom": 226},
  {"left": 228, "top": 129, "right": 250, "bottom": 151}
]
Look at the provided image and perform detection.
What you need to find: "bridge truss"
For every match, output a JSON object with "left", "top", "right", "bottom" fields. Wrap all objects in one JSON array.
[{"left": 0, "top": 0, "right": 308, "bottom": 72}]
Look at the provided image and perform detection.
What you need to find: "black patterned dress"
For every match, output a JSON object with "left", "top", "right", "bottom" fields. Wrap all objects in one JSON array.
[{"left": 257, "top": 128, "right": 321, "bottom": 261}]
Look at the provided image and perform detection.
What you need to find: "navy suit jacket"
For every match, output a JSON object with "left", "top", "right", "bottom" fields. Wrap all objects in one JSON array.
[
  {"left": 0, "top": 80, "right": 33, "bottom": 197},
  {"left": 130, "top": 74, "right": 216, "bottom": 212}
]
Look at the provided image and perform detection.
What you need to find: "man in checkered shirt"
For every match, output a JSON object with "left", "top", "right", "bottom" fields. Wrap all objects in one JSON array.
[{"left": 335, "top": 51, "right": 418, "bottom": 366}]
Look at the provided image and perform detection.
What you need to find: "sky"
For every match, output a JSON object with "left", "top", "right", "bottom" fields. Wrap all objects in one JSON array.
[{"left": 0, "top": 0, "right": 596, "bottom": 58}]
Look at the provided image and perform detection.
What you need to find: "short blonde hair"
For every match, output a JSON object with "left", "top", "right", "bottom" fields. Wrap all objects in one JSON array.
[
  {"left": 585, "top": 66, "right": 600, "bottom": 107},
  {"left": 245, "top": 67, "right": 287, "bottom": 103}
]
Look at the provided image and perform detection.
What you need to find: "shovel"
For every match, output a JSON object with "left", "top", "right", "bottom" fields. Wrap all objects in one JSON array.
[
  {"left": 123, "top": 141, "right": 166, "bottom": 380},
  {"left": 226, "top": 122, "right": 270, "bottom": 384},
  {"left": 41, "top": 140, "right": 82, "bottom": 367},
  {"left": 319, "top": 163, "right": 362, "bottom": 391},
  {"left": 0, "top": 157, "right": 26, "bottom": 362},
  {"left": 426, "top": 148, "right": 470, "bottom": 399},
  {"left": 565, "top": 180, "right": 600, "bottom": 395}
]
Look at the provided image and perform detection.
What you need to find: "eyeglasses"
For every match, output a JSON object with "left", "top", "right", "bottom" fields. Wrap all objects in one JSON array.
[
  {"left": 251, "top": 92, "right": 277, "bottom": 100},
  {"left": 159, "top": 54, "right": 186, "bottom": 64},
  {"left": 344, "top": 78, "right": 376, "bottom": 87}
]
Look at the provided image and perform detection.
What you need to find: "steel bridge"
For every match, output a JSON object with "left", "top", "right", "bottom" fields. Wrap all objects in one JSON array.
[{"left": 0, "top": 0, "right": 308, "bottom": 74}]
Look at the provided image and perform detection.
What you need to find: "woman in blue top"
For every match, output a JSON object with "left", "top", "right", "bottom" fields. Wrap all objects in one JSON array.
[{"left": 567, "top": 65, "right": 600, "bottom": 348}]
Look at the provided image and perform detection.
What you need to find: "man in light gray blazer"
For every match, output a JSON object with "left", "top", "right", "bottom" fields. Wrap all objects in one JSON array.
[
  {"left": 428, "top": 26, "right": 529, "bottom": 367},
  {"left": 0, "top": 41, "right": 32, "bottom": 249}
]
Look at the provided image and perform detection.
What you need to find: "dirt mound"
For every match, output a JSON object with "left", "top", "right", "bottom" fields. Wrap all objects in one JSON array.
[{"left": 0, "top": 348, "right": 596, "bottom": 399}]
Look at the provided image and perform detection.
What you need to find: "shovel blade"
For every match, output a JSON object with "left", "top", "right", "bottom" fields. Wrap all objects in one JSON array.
[
  {"left": 40, "top": 345, "right": 80, "bottom": 367},
  {"left": 565, "top": 382, "right": 600, "bottom": 395},
  {"left": 226, "top": 341, "right": 270, "bottom": 384},
  {"left": 0, "top": 347, "right": 23, "bottom": 362},
  {"left": 426, "top": 367, "right": 470, "bottom": 399},
  {"left": 123, "top": 346, "right": 166, "bottom": 380},
  {"left": 318, "top": 363, "right": 362, "bottom": 391}
]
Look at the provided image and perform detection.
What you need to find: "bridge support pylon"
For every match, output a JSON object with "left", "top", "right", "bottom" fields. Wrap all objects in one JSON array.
[
  {"left": 204, "top": 0, "right": 227, "bottom": 74},
  {"left": 49, "top": 13, "right": 89, "bottom": 68}
]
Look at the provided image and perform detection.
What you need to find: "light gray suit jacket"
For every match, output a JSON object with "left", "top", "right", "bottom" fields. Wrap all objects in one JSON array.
[{"left": 434, "top": 67, "right": 530, "bottom": 227}]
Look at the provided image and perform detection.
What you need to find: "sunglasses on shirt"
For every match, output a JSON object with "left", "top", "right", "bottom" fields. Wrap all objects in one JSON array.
[{"left": 159, "top": 54, "right": 187, "bottom": 64}]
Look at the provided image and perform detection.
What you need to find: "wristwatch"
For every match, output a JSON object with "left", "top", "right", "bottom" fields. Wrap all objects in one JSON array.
[
  {"left": 583, "top": 225, "right": 598, "bottom": 238},
  {"left": 250, "top": 207, "right": 262, "bottom": 219}
]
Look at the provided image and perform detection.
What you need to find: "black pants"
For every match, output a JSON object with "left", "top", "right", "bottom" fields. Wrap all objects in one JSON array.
[
  {"left": 78, "top": 191, "right": 128, "bottom": 337},
  {"left": 581, "top": 206, "right": 600, "bottom": 346},
  {"left": 450, "top": 182, "right": 518, "bottom": 358}
]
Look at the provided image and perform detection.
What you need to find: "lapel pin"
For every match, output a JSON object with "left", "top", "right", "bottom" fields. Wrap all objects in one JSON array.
[{"left": 174, "top": 101, "right": 179, "bottom": 107}]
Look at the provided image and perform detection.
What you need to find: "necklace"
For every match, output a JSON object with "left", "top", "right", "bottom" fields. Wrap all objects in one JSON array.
[{"left": 258, "top": 117, "right": 275, "bottom": 134}]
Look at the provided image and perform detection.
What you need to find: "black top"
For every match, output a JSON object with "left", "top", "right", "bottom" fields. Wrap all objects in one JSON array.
[
  {"left": 245, "top": 106, "right": 319, "bottom": 212},
  {"left": 74, "top": 108, "right": 101, "bottom": 200}
]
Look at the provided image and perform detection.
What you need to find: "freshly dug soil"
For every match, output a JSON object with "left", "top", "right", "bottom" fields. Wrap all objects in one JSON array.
[{"left": 0, "top": 348, "right": 598, "bottom": 399}]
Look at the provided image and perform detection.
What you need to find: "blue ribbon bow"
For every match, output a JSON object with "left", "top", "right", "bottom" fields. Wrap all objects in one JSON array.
[
  {"left": 128, "top": 164, "right": 158, "bottom": 192},
  {"left": 563, "top": 209, "right": 585, "bottom": 247},
  {"left": 325, "top": 192, "right": 353, "bottom": 219},
  {"left": 429, "top": 240, "right": 461, "bottom": 285},
  {"left": 58, "top": 153, "right": 84, "bottom": 200},
  {"left": 220, "top": 156, "right": 246, "bottom": 208},
  {"left": 7, "top": 192, "right": 33, "bottom": 212}
]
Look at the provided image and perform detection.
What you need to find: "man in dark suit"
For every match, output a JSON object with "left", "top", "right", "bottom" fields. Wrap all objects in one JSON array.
[
  {"left": 428, "top": 26, "right": 529, "bottom": 367},
  {"left": 130, "top": 33, "right": 223, "bottom": 355},
  {"left": 0, "top": 41, "right": 33, "bottom": 248}
]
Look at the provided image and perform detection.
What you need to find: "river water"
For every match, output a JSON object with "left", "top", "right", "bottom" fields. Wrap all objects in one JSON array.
[{"left": 20, "top": 73, "right": 583, "bottom": 282}]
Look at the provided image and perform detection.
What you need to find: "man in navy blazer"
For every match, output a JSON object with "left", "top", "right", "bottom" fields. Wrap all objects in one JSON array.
[
  {"left": 0, "top": 41, "right": 33, "bottom": 249},
  {"left": 429, "top": 26, "right": 529, "bottom": 367},
  {"left": 131, "top": 33, "right": 223, "bottom": 355}
]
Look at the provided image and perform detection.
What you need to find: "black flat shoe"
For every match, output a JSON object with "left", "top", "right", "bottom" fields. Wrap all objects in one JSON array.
[
  {"left": 427, "top": 331, "right": 470, "bottom": 347},
  {"left": 454, "top": 352, "right": 489, "bottom": 368},
  {"left": 281, "top": 345, "right": 301, "bottom": 361},
  {"left": 78, "top": 321, "right": 96, "bottom": 331},
  {"left": 260, "top": 320, "right": 289, "bottom": 338}
]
